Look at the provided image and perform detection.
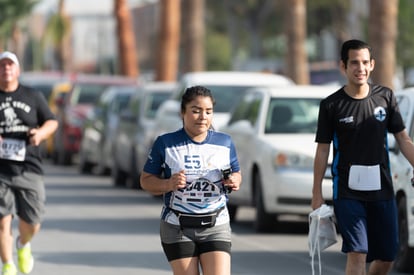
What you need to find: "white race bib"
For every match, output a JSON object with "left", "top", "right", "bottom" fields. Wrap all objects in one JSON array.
[
  {"left": 348, "top": 164, "right": 381, "bottom": 191},
  {"left": 0, "top": 138, "right": 26, "bottom": 161},
  {"left": 182, "top": 177, "right": 221, "bottom": 204}
]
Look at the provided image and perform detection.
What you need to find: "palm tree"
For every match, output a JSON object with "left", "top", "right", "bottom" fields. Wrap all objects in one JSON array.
[
  {"left": 114, "top": 0, "right": 139, "bottom": 77},
  {"left": 0, "top": 0, "right": 39, "bottom": 53},
  {"left": 284, "top": 0, "right": 309, "bottom": 84},
  {"left": 181, "top": 0, "right": 205, "bottom": 73},
  {"left": 368, "top": 0, "right": 398, "bottom": 89},
  {"left": 155, "top": 0, "right": 181, "bottom": 81},
  {"left": 44, "top": 0, "right": 72, "bottom": 72}
]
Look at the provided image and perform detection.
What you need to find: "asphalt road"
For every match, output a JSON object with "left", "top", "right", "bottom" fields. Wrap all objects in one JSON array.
[{"left": 9, "top": 161, "right": 406, "bottom": 275}]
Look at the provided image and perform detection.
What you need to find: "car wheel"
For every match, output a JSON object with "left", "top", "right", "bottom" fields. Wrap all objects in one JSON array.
[
  {"left": 60, "top": 151, "right": 72, "bottom": 166},
  {"left": 112, "top": 163, "right": 127, "bottom": 187},
  {"left": 395, "top": 197, "right": 414, "bottom": 272},
  {"left": 95, "top": 150, "right": 110, "bottom": 176},
  {"left": 227, "top": 204, "right": 238, "bottom": 221},
  {"left": 254, "top": 171, "right": 277, "bottom": 233},
  {"left": 52, "top": 138, "right": 61, "bottom": 164},
  {"left": 127, "top": 150, "right": 141, "bottom": 189},
  {"left": 78, "top": 150, "right": 93, "bottom": 174},
  {"left": 55, "top": 145, "right": 72, "bottom": 165},
  {"left": 52, "top": 150, "right": 59, "bottom": 164}
]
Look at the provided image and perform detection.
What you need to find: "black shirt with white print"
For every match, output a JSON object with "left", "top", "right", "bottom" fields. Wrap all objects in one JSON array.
[{"left": 0, "top": 84, "right": 56, "bottom": 175}]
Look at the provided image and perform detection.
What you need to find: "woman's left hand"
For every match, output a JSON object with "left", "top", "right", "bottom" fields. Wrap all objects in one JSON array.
[{"left": 224, "top": 172, "right": 241, "bottom": 191}]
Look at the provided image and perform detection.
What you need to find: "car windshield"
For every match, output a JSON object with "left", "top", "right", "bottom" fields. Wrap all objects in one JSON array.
[
  {"left": 31, "top": 83, "right": 55, "bottom": 100},
  {"left": 145, "top": 92, "right": 172, "bottom": 119},
  {"left": 265, "top": 98, "right": 321, "bottom": 134},
  {"left": 71, "top": 83, "right": 108, "bottom": 104},
  {"left": 177, "top": 85, "right": 253, "bottom": 113},
  {"left": 203, "top": 86, "right": 253, "bottom": 113}
]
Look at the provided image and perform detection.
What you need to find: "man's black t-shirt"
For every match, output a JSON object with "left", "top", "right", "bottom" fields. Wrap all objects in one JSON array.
[
  {"left": 315, "top": 84, "right": 405, "bottom": 201},
  {"left": 0, "top": 84, "right": 56, "bottom": 175}
]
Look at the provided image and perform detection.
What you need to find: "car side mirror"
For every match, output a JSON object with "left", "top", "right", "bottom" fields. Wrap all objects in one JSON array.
[{"left": 228, "top": 120, "right": 253, "bottom": 132}]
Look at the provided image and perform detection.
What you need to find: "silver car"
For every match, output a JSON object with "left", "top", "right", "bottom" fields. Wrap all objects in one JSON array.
[{"left": 111, "top": 82, "right": 176, "bottom": 188}]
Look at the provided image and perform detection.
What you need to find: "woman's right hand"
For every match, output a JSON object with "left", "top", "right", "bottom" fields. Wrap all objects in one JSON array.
[{"left": 168, "top": 170, "right": 187, "bottom": 191}]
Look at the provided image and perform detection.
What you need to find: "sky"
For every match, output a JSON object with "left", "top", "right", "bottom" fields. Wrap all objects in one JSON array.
[{"left": 34, "top": 0, "right": 155, "bottom": 15}]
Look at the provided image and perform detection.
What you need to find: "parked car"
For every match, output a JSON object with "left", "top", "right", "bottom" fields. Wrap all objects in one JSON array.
[
  {"left": 78, "top": 85, "right": 138, "bottom": 175},
  {"left": 45, "top": 81, "right": 72, "bottom": 157},
  {"left": 112, "top": 82, "right": 176, "bottom": 188},
  {"left": 53, "top": 74, "right": 137, "bottom": 165},
  {"left": 19, "top": 71, "right": 70, "bottom": 102},
  {"left": 150, "top": 71, "right": 294, "bottom": 141},
  {"left": 219, "top": 85, "right": 337, "bottom": 232},
  {"left": 19, "top": 72, "right": 71, "bottom": 157},
  {"left": 388, "top": 87, "right": 414, "bottom": 272}
]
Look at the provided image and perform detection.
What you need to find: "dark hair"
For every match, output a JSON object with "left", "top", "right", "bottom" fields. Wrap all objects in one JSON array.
[
  {"left": 340, "top": 39, "right": 373, "bottom": 68},
  {"left": 181, "top": 85, "right": 216, "bottom": 113}
]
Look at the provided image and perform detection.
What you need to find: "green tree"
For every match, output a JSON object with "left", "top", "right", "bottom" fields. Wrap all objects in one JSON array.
[
  {"left": 397, "top": 0, "right": 414, "bottom": 82},
  {"left": 44, "top": 0, "right": 71, "bottom": 72},
  {"left": 0, "top": 0, "right": 39, "bottom": 52},
  {"left": 205, "top": 31, "right": 231, "bottom": 70}
]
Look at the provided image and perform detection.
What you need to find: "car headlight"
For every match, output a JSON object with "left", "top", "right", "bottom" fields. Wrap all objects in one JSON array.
[{"left": 273, "top": 151, "right": 314, "bottom": 169}]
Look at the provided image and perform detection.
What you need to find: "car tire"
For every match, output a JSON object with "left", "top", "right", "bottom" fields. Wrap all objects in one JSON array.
[
  {"left": 56, "top": 147, "right": 72, "bottom": 165},
  {"left": 127, "top": 149, "right": 141, "bottom": 189},
  {"left": 94, "top": 140, "right": 111, "bottom": 176},
  {"left": 227, "top": 204, "right": 238, "bottom": 221},
  {"left": 112, "top": 163, "right": 127, "bottom": 187},
  {"left": 51, "top": 138, "right": 60, "bottom": 164},
  {"left": 95, "top": 149, "right": 110, "bottom": 176},
  {"left": 53, "top": 131, "right": 72, "bottom": 165},
  {"left": 61, "top": 151, "right": 72, "bottom": 166},
  {"left": 254, "top": 171, "right": 277, "bottom": 233},
  {"left": 395, "top": 197, "right": 414, "bottom": 272},
  {"left": 78, "top": 150, "right": 93, "bottom": 174}
]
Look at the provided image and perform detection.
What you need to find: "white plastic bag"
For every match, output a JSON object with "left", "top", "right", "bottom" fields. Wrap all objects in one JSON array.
[{"left": 308, "top": 204, "right": 337, "bottom": 275}]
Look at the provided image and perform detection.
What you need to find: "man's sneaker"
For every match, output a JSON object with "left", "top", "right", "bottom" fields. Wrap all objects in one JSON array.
[
  {"left": 1, "top": 263, "right": 17, "bottom": 275},
  {"left": 16, "top": 238, "right": 34, "bottom": 274}
]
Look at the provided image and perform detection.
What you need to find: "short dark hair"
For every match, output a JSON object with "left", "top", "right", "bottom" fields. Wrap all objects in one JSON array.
[
  {"left": 340, "top": 39, "right": 373, "bottom": 67},
  {"left": 181, "top": 85, "right": 215, "bottom": 113}
]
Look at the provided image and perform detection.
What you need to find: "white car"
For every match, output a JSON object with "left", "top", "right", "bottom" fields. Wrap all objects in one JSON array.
[
  {"left": 220, "top": 85, "right": 338, "bottom": 232},
  {"left": 388, "top": 87, "right": 414, "bottom": 273},
  {"left": 150, "top": 71, "right": 294, "bottom": 141}
]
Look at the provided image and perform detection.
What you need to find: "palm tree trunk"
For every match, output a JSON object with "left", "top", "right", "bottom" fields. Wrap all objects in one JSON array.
[
  {"left": 368, "top": 0, "right": 398, "bottom": 89},
  {"left": 181, "top": 0, "right": 205, "bottom": 73},
  {"left": 58, "top": 0, "right": 72, "bottom": 72},
  {"left": 114, "top": 0, "right": 139, "bottom": 78},
  {"left": 155, "top": 0, "right": 180, "bottom": 81},
  {"left": 284, "top": 0, "right": 309, "bottom": 84}
]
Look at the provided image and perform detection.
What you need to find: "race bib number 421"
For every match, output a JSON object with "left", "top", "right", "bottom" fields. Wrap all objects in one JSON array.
[
  {"left": 182, "top": 178, "right": 221, "bottom": 203},
  {"left": 0, "top": 138, "right": 26, "bottom": 161}
]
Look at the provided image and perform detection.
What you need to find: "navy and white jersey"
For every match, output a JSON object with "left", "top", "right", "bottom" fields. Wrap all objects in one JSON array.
[
  {"left": 316, "top": 84, "right": 405, "bottom": 201},
  {"left": 143, "top": 128, "right": 240, "bottom": 225}
]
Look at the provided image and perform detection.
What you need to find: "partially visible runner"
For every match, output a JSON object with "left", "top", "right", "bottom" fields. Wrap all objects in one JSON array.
[
  {"left": 312, "top": 39, "right": 414, "bottom": 275},
  {"left": 0, "top": 51, "right": 58, "bottom": 275},
  {"left": 140, "top": 85, "right": 242, "bottom": 275}
]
